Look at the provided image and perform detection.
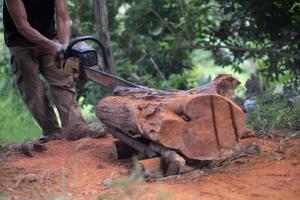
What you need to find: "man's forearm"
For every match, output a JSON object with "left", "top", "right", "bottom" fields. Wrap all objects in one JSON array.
[
  {"left": 55, "top": 0, "right": 70, "bottom": 44},
  {"left": 18, "top": 22, "right": 58, "bottom": 49},
  {"left": 57, "top": 16, "right": 70, "bottom": 44}
]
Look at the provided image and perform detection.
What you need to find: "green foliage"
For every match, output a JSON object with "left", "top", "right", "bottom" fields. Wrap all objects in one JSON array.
[
  {"left": 0, "top": 32, "right": 41, "bottom": 142},
  {"left": 166, "top": 66, "right": 202, "bottom": 89},
  {"left": 113, "top": 0, "right": 193, "bottom": 79},
  {"left": 140, "top": 65, "right": 202, "bottom": 90},
  {"left": 208, "top": 0, "right": 300, "bottom": 85},
  {"left": 0, "top": 93, "right": 41, "bottom": 142},
  {"left": 247, "top": 94, "right": 300, "bottom": 134},
  {"left": 116, "top": 0, "right": 300, "bottom": 86},
  {"left": 67, "top": 0, "right": 94, "bottom": 35}
]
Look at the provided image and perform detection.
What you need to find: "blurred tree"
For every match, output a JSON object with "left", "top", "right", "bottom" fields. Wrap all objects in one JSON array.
[{"left": 93, "top": 0, "right": 116, "bottom": 74}]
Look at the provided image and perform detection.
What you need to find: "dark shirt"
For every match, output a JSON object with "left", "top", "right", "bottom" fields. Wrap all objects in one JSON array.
[{"left": 3, "top": 0, "right": 57, "bottom": 47}]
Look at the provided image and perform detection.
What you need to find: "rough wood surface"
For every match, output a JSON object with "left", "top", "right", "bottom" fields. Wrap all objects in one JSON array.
[
  {"left": 138, "top": 157, "right": 162, "bottom": 177},
  {"left": 113, "top": 74, "right": 240, "bottom": 98},
  {"left": 96, "top": 75, "right": 248, "bottom": 161}
]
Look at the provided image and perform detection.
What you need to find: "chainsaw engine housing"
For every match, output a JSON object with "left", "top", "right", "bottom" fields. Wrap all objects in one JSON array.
[
  {"left": 62, "top": 36, "right": 110, "bottom": 79},
  {"left": 68, "top": 43, "right": 98, "bottom": 68},
  {"left": 63, "top": 42, "right": 98, "bottom": 79}
]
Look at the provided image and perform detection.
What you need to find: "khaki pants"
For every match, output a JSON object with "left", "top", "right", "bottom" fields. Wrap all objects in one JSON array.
[{"left": 9, "top": 45, "right": 88, "bottom": 137}]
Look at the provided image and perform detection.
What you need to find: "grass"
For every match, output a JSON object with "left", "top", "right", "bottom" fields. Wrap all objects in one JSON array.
[
  {"left": 99, "top": 158, "right": 146, "bottom": 200},
  {"left": 0, "top": 92, "right": 41, "bottom": 142},
  {"left": 246, "top": 93, "right": 300, "bottom": 135},
  {"left": 258, "top": 152, "right": 278, "bottom": 161}
]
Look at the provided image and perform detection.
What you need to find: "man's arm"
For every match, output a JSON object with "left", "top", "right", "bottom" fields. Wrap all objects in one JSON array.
[
  {"left": 55, "top": 0, "right": 70, "bottom": 44},
  {"left": 5, "top": 0, "right": 60, "bottom": 52}
]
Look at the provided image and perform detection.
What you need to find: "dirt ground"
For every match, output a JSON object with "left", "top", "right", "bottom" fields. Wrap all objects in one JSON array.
[{"left": 0, "top": 136, "right": 300, "bottom": 200}]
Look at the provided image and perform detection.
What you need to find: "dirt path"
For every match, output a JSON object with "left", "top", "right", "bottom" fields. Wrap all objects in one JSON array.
[{"left": 1, "top": 136, "right": 300, "bottom": 200}]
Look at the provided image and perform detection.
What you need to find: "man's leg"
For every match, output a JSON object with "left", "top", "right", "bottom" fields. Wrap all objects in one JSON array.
[
  {"left": 9, "top": 46, "right": 62, "bottom": 136},
  {"left": 37, "top": 48, "right": 97, "bottom": 140}
]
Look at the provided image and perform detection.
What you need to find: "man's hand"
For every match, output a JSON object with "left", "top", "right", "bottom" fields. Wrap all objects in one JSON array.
[
  {"left": 51, "top": 41, "right": 65, "bottom": 66},
  {"left": 51, "top": 41, "right": 63, "bottom": 55}
]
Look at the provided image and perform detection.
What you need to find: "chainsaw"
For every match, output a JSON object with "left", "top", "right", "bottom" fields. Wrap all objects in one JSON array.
[{"left": 60, "top": 35, "right": 141, "bottom": 92}]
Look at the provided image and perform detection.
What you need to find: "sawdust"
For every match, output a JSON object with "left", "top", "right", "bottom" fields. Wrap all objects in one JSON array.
[{"left": 1, "top": 136, "right": 300, "bottom": 200}]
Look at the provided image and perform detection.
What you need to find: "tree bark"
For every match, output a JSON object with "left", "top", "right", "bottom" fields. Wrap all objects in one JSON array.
[
  {"left": 92, "top": 0, "right": 116, "bottom": 74},
  {"left": 96, "top": 75, "right": 249, "bottom": 161}
]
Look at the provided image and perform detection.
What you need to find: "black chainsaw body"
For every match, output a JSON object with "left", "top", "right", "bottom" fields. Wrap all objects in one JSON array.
[
  {"left": 67, "top": 44, "right": 98, "bottom": 68},
  {"left": 63, "top": 36, "right": 109, "bottom": 72}
]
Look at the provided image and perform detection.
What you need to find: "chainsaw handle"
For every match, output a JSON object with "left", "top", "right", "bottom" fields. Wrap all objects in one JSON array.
[{"left": 64, "top": 36, "right": 109, "bottom": 72}]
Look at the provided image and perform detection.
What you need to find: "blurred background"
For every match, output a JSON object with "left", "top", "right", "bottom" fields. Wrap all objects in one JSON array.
[{"left": 0, "top": 0, "right": 299, "bottom": 142}]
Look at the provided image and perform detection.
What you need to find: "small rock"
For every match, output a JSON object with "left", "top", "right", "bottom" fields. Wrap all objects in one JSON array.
[
  {"left": 33, "top": 143, "right": 46, "bottom": 152},
  {"left": 97, "top": 164, "right": 105, "bottom": 169},
  {"left": 103, "top": 178, "right": 114, "bottom": 188},
  {"left": 26, "top": 174, "right": 38, "bottom": 182},
  {"left": 244, "top": 99, "right": 260, "bottom": 112},
  {"left": 83, "top": 191, "right": 89, "bottom": 196},
  {"left": 288, "top": 95, "right": 300, "bottom": 104},
  {"left": 234, "top": 160, "right": 246, "bottom": 165},
  {"left": 275, "top": 142, "right": 286, "bottom": 153},
  {"left": 119, "top": 168, "right": 129, "bottom": 175},
  {"left": 291, "top": 160, "right": 299, "bottom": 166}
]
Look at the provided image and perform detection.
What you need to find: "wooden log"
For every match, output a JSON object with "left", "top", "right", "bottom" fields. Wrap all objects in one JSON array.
[
  {"left": 161, "top": 151, "right": 186, "bottom": 176},
  {"left": 108, "top": 128, "right": 157, "bottom": 158},
  {"left": 138, "top": 155, "right": 192, "bottom": 177},
  {"left": 96, "top": 75, "right": 248, "bottom": 161},
  {"left": 188, "top": 74, "right": 241, "bottom": 98},
  {"left": 138, "top": 157, "right": 163, "bottom": 178},
  {"left": 113, "top": 74, "right": 240, "bottom": 98}
]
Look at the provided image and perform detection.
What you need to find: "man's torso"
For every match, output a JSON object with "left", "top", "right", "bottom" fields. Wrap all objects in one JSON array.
[{"left": 3, "top": 0, "right": 57, "bottom": 47}]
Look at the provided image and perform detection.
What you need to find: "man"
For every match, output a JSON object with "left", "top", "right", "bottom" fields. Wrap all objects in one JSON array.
[{"left": 3, "top": 0, "right": 106, "bottom": 142}]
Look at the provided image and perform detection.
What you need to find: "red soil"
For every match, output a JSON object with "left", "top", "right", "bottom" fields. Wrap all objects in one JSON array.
[{"left": 1, "top": 136, "right": 300, "bottom": 200}]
